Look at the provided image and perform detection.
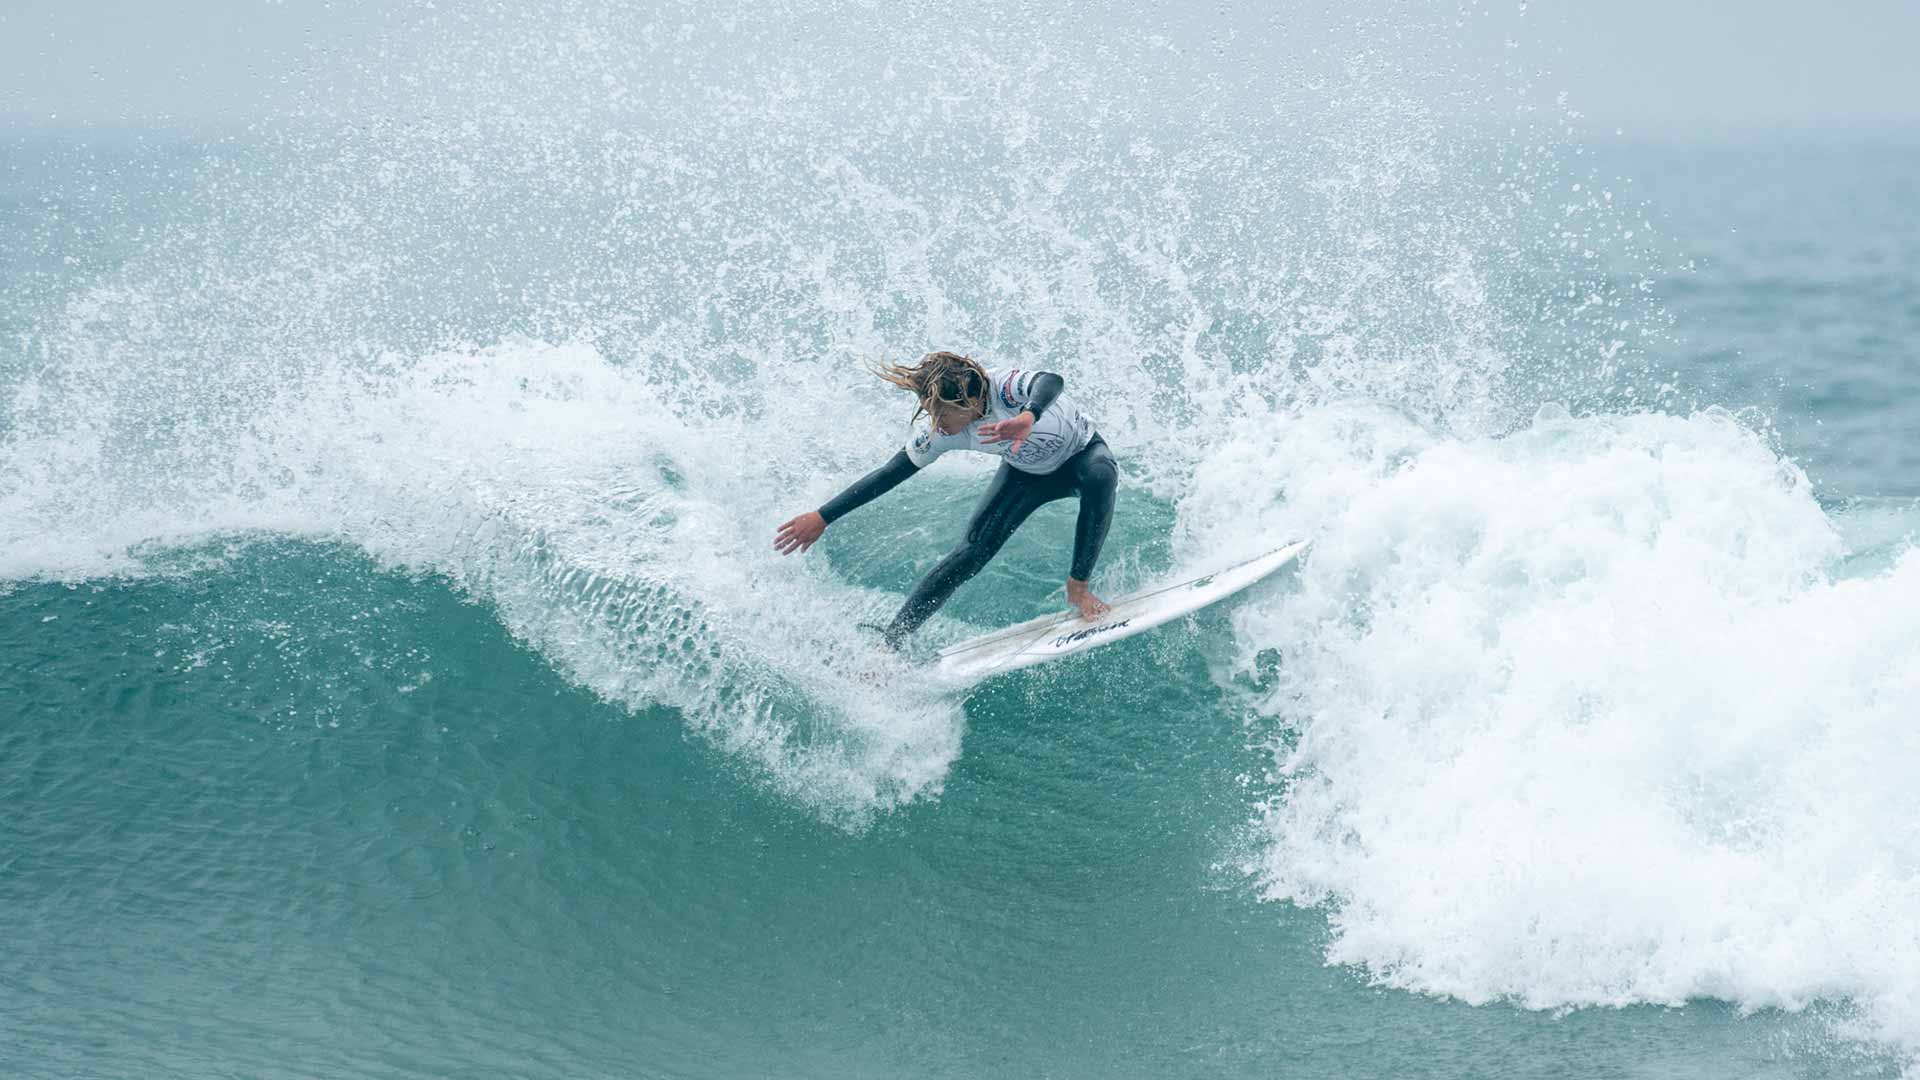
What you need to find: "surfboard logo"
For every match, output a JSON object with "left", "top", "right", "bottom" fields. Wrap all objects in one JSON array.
[{"left": 1052, "top": 619, "right": 1131, "bottom": 648}]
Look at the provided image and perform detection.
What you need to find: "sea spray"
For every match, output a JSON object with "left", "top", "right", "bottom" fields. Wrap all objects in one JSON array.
[{"left": 1, "top": 8, "right": 1655, "bottom": 823}]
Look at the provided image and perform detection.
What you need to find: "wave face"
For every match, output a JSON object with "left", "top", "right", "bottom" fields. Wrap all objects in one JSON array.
[{"left": 5, "top": 0, "right": 1918, "bottom": 1073}]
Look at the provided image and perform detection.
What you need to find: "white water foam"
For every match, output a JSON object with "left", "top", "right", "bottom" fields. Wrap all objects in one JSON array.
[
  {"left": 1, "top": 335, "right": 966, "bottom": 820},
  {"left": 1197, "top": 401, "right": 1920, "bottom": 1062}
]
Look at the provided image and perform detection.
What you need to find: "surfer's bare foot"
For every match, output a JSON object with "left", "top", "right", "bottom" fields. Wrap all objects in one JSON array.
[{"left": 1066, "top": 578, "right": 1110, "bottom": 620}]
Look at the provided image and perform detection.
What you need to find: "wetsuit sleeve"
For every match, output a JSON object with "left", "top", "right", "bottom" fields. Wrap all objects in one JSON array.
[
  {"left": 997, "top": 369, "right": 1065, "bottom": 420},
  {"left": 817, "top": 451, "right": 921, "bottom": 525},
  {"left": 1022, "top": 372, "right": 1064, "bottom": 420},
  {"left": 903, "top": 423, "right": 952, "bottom": 468}
]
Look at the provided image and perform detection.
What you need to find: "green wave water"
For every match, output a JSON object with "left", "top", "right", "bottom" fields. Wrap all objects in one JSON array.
[{"left": 4, "top": 539, "right": 1879, "bottom": 1078}]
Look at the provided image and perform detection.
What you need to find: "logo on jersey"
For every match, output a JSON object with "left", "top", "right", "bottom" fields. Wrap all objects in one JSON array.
[
  {"left": 1012, "top": 431, "right": 1065, "bottom": 461},
  {"left": 912, "top": 428, "right": 934, "bottom": 453},
  {"left": 1000, "top": 369, "right": 1022, "bottom": 409}
]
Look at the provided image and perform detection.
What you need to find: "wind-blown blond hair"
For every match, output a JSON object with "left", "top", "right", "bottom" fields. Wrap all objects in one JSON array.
[{"left": 872, "top": 351, "right": 991, "bottom": 426}]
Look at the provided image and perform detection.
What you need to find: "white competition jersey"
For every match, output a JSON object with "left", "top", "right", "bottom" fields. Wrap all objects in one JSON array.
[{"left": 904, "top": 368, "right": 1096, "bottom": 475}]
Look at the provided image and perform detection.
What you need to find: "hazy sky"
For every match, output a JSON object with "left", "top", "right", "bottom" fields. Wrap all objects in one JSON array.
[
  {"left": 3, "top": 0, "right": 1916, "bottom": 142},
  {"left": 1516, "top": 0, "right": 1920, "bottom": 141}
]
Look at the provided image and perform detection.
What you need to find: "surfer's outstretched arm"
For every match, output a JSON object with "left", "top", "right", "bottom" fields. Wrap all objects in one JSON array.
[{"left": 774, "top": 451, "right": 922, "bottom": 554}]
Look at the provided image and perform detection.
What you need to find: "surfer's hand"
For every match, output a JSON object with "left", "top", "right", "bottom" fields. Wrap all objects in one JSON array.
[
  {"left": 1066, "top": 577, "right": 1110, "bottom": 620},
  {"left": 978, "top": 410, "right": 1035, "bottom": 455},
  {"left": 774, "top": 511, "right": 827, "bottom": 555}
]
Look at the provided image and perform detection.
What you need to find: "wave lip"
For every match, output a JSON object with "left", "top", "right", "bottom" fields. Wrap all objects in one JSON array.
[{"left": 1214, "top": 404, "right": 1920, "bottom": 1062}]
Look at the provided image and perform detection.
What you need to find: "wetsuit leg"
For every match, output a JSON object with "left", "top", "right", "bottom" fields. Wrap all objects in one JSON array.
[
  {"left": 1067, "top": 437, "right": 1119, "bottom": 582},
  {"left": 882, "top": 463, "right": 1067, "bottom": 646}
]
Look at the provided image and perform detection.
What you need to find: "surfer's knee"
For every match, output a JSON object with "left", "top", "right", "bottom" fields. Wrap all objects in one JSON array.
[
  {"left": 946, "top": 537, "right": 998, "bottom": 580},
  {"left": 914, "top": 539, "right": 993, "bottom": 599},
  {"left": 961, "top": 501, "right": 1024, "bottom": 555},
  {"left": 1079, "top": 462, "right": 1117, "bottom": 514},
  {"left": 1078, "top": 444, "right": 1118, "bottom": 492},
  {"left": 1085, "top": 456, "right": 1117, "bottom": 494}
]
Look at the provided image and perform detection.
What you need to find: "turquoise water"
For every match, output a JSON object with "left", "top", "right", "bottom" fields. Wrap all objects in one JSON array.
[
  {"left": 5, "top": 4, "right": 1920, "bottom": 1077},
  {"left": 2, "top": 543, "right": 1885, "bottom": 1077}
]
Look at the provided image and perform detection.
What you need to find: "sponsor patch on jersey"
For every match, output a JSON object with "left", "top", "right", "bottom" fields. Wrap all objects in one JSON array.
[
  {"left": 912, "top": 428, "right": 933, "bottom": 453},
  {"left": 1013, "top": 431, "right": 1065, "bottom": 461},
  {"left": 1000, "top": 369, "right": 1022, "bottom": 409}
]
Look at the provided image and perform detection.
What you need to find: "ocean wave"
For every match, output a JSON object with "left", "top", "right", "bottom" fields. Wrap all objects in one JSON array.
[
  {"left": 1204, "top": 401, "right": 1920, "bottom": 1062},
  {"left": 1, "top": 337, "right": 964, "bottom": 820}
]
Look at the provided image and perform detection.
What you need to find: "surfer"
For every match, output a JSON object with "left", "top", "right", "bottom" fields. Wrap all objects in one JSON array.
[{"left": 774, "top": 351, "right": 1118, "bottom": 649}]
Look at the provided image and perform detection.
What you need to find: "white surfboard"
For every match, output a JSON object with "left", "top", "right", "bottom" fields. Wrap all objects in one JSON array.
[{"left": 933, "top": 540, "right": 1309, "bottom": 680}]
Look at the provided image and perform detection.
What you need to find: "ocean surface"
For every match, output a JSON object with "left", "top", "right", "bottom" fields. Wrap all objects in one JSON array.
[{"left": 5, "top": 4, "right": 1919, "bottom": 1077}]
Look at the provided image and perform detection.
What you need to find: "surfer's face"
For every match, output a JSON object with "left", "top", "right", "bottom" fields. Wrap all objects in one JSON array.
[{"left": 931, "top": 402, "right": 982, "bottom": 435}]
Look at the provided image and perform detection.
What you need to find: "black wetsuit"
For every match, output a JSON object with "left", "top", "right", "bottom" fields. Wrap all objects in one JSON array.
[{"left": 817, "top": 368, "right": 1119, "bottom": 647}]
